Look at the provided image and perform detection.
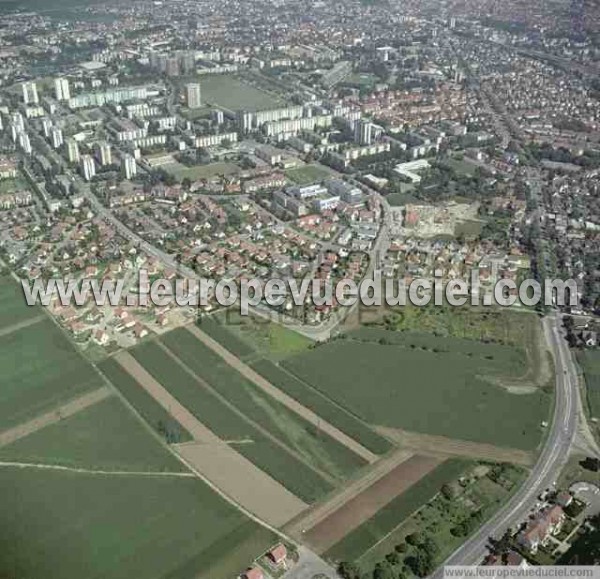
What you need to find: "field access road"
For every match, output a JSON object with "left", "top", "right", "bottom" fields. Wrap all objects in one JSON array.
[{"left": 432, "top": 312, "right": 579, "bottom": 574}]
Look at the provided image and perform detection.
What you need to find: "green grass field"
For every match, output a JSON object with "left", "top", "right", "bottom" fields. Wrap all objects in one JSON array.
[
  {"left": 198, "top": 75, "right": 286, "bottom": 112},
  {"left": 0, "top": 467, "right": 276, "bottom": 579},
  {"left": 0, "top": 318, "right": 105, "bottom": 429},
  {"left": 201, "top": 311, "right": 312, "bottom": 361},
  {"left": 0, "top": 275, "right": 40, "bottom": 327},
  {"left": 251, "top": 358, "right": 393, "bottom": 455},
  {"left": 0, "top": 396, "right": 186, "bottom": 473},
  {"left": 99, "top": 357, "right": 193, "bottom": 443},
  {"left": 165, "top": 161, "right": 240, "bottom": 182},
  {"left": 130, "top": 340, "right": 338, "bottom": 502},
  {"left": 325, "top": 460, "right": 469, "bottom": 562},
  {"left": 285, "top": 164, "right": 333, "bottom": 185},
  {"left": 577, "top": 350, "right": 600, "bottom": 422},
  {"left": 284, "top": 332, "right": 550, "bottom": 450}
]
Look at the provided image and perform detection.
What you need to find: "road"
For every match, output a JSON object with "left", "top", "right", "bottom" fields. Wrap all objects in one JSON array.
[{"left": 432, "top": 312, "right": 579, "bottom": 574}]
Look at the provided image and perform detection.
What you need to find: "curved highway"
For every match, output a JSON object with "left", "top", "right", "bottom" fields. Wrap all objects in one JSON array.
[{"left": 432, "top": 312, "right": 579, "bottom": 574}]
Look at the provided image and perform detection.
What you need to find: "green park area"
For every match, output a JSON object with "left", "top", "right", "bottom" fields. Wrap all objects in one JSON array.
[
  {"left": 164, "top": 161, "right": 240, "bottom": 182},
  {"left": 285, "top": 164, "right": 334, "bottom": 185}
]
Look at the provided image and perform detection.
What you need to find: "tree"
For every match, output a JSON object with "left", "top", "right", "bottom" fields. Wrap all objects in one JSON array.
[{"left": 338, "top": 561, "right": 361, "bottom": 579}]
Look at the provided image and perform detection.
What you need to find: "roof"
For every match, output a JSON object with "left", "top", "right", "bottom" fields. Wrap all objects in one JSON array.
[
  {"left": 243, "top": 567, "right": 263, "bottom": 579},
  {"left": 268, "top": 544, "right": 287, "bottom": 564}
]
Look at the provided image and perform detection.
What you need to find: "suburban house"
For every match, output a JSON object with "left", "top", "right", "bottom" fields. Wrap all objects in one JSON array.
[
  {"left": 516, "top": 505, "right": 565, "bottom": 552},
  {"left": 267, "top": 544, "right": 287, "bottom": 567},
  {"left": 241, "top": 567, "right": 263, "bottom": 579}
]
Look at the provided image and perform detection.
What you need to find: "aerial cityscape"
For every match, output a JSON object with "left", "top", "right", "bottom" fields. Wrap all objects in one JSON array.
[{"left": 0, "top": 0, "right": 599, "bottom": 577}]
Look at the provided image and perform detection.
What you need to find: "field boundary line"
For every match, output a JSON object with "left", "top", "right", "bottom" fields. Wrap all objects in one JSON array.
[
  {"left": 0, "top": 386, "right": 113, "bottom": 449},
  {"left": 186, "top": 325, "right": 378, "bottom": 464},
  {"left": 157, "top": 340, "right": 338, "bottom": 486},
  {"left": 0, "top": 461, "right": 196, "bottom": 477},
  {"left": 0, "top": 313, "right": 45, "bottom": 338}
]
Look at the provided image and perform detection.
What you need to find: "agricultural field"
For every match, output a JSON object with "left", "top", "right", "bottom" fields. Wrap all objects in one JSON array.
[
  {"left": 283, "top": 329, "right": 551, "bottom": 450},
  {"left": 200, "top": 311, "right": 312, "bottom": 361},
  {"left": 325, "top": 459, "right": 468, "bottom": 563},
  {"left": 577, "top": 350, "right": 600, "bottom": 427},
  {"left": 0, "top": 317, "right": 105, "bottom": 429},
  {"left": 130, "top": 337, "right": 362, "bottom": 503},
  {"left": 0, "top": 274, "right": 40, "bottom": 328},
  {"left": 0, "top": 467, "right": 277, "bottom": 579},
  {"left": 99, "top": 357, "right": 193, "bottom": 443},
  {"left": 354, "top": 462, "right": 527, "bottom": 577},
  {"left": 198, "top": 74, "right": 287, "bottom": 112},
  {"left": 285, "top": 164, "right": 333, "bottom": 185}
]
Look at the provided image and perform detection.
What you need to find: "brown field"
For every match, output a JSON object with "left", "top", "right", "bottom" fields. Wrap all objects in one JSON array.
[
  {"left": 114, "top": 351, "right": 308, "bottom": 527},
  {"left": 302, "top": 454, "right": 442, "bottom": 553},
  {"left": 187, "top": 325, "right": 378, "bottom": 464},
  {"left": 0, "top": 386, "right": 112, "bottom": 449},
  {"left": 285, "top": 449, "right": 414, "bottom": 541},
  {"left": 375, "top": 427, "right": 535, "bottom": 467}
]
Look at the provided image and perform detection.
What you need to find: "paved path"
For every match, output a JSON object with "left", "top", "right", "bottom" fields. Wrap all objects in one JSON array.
[
  {"left": 186, "top": 325, "right": 378, "bottom": 464},
  {"left": 114, "top": 351, "right": 308, "bottom": 527},
  {"left": 0, "top": 386, "right": 112, "bottom": 449}
]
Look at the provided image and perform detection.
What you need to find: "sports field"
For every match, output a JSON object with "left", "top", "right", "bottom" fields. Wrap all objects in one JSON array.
[
  {"left": 199, "top": 75, "right": 287, "bottom": 112},
  {"left": 165, "top": 161, "right": 240, "bottom": 182},
  {"left": 283, "top": 330, "right": 551, "bottom": 450},
  {"left": 285, "top": 164, "right": 333, "bottom": 185},
  {"left": 0, "top": 467, "right": 276, "bottom": 579}
]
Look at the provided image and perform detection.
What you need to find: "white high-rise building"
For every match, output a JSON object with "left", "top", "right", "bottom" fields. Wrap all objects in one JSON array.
[
  {"left": 355, "top": 119, "right": 373, "bottom": 145},
  {"left": 54, "top": 77, "right": 71, "bottom": 101},
  {"left": 51, "top": 127, "right": 63, "bottom": 149},
  {"left": 122, "top": 154, "right": 137, "bottom": 179},
  {"left": 22, "top": 82, "right": 39, "bottom": 105},
  {"left": 186, "top": 83, "right": 202, "bottom": 109},
  {"left": 66, "top": 139, "right": 80, "bottom": 163},
  {"left": 95, "top": 142, "right": 112, "bottom": 166},
  {"left": 19, "top": 132, "right": 32, "bottom": 155},
  {"left": 81, "top": 155, "right": 96, "bottom": 181},
  {"left": 42, "top": 118, "right": 53, "bottom": 138}
]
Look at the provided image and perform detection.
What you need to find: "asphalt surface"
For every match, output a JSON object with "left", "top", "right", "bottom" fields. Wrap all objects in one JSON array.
[{"left": 432, "top": 312, "right": 579, "bottom": 574}]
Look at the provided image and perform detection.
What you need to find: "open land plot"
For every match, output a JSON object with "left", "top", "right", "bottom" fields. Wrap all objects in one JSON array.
[
  {"left": 356, "top": 462, "right": 527, "bottom": 576},
  {"left": 251, "top": 359, "right": 393, "bottom": 455},
  {"left": 324, "top": 459, "right": 469, "bottom": 563},
  {"left": 129, "top": 341, "right": 334, "bottom": 503},
  {"left": 99, "top": 357, "right": 193, "bottom": 443},
  {"left": 577, "top": 350, "right": 600, "bottom": 424},
  {"left": 0, "top": 395, "right": 186, "bottom": 473},
  {"left": 163, "top": 328, "right": 370, "bottom": 476},
  {"left": 304, "top": 455, "right": 442, "bottom": 554},
  {"left": 285, "top": 164, "right": 334, "bottom": 185},
  {"left": 0, "top": 467, "right": 277, "bottom": 579},
  {"left": 165, "top": 161, "right": 240, "bottom": 182},
  {"left": 115, "top": 351, "right": 308, "bottom": 525},
  {"left": 0, "top": 317, "right": 105, "bottom": 430},
  {"left": 0, "top": 275, "right": 41, "bottom": 328},
  {"left": 283, "top": 337, "right": 551, "bottom": 451},
  {"left": 203, "top": 310, "right": 312, "bottom": 361},
  {"left": 198, "top": 74, "right": 287, "bottom": 112}
]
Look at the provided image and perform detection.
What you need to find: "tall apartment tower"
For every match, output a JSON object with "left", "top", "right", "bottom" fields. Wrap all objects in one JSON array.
[
  {"left": 354, "top": 119, "right": 373, "bottom": 145},
  {"left": 122, "top": 154, "right": 137, "bottom": 179},
  {"left": 81, "top": 155, "right": 96, "bottom": 181},
  {"left": 22, "top": 82, "right": 39, "bottom": 105},
  {"left": 66, "top": 139, "right": 80, "bottom": 163},
  {"left": 186, "top": 83, "right": 202, "bottom": 109},
  {"left": 54, "top": 78, "right": 71, "bottom": 101}
]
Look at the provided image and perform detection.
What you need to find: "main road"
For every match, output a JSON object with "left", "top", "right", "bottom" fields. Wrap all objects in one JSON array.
[{"left": 432, "top": 312, "right": 579, "bottom": 575}]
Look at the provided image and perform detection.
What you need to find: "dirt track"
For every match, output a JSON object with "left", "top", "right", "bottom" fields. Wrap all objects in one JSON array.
[
  {"left": 186, "top": 325, "right": 378, "bottom": 464},
  {"left": 115, "top": 351, "right": 308, "bottom": 527},
  {"left": 0, "top": 386, "right": 112, "bottom": 449},
  {"left": 0, "top": 314, "right": 45, "bottom": 338},
  {"left": 375, "top": 426, "right": 534, "bottom": 467},
  {"left": 302, "top": 454, "right": 442, "bottom": 554},
  {"left": 285, "top": 449, "right": 414, "bottom": 541}
]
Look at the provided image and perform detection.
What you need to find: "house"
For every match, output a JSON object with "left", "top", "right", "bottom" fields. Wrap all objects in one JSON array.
[
  {"left": 133, "top": 323, "right": 149, "bottom": 340},
  {"left": 516, "top": 505, "right": 565, "bottom": 553},
  {"left": 555, "top": 491, "right": 573, "bottom": 508},
  {"left": 504, "top": 551, "right": 527, "bottom": 567},
  {"left": 242, "top": 567, "right": 263, "bottom": 579},
  {"left": 92, "top": 329, "right": 110, "bottom": 346},
  {"left": 267, "top": 544, "right": 287, "bottom": 567}
]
